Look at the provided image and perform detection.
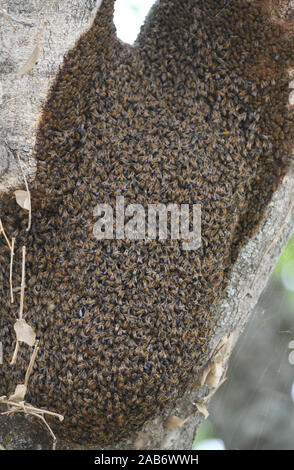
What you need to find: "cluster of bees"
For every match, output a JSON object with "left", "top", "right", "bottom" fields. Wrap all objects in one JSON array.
[{"left": 0, "top": 0, "right": 294, "bottom": 446}]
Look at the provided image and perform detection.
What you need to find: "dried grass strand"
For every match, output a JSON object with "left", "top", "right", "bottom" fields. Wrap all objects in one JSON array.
[
  {"left": 19, "top": 246, "right": 26, "bottom": 320},
  {"left": 10, "top": 237, "right": 15, "bottom": 303},
  {"left": 0, "top": 218, "right": 11, "bottom": 250},
  {"left": 16, "top": 152, "right": 31, "bottom": 231}
]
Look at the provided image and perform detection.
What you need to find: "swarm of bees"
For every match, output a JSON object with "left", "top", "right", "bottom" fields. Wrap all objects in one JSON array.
[{"left": 0, "top": 0, "right": 294, "bottom": 446}]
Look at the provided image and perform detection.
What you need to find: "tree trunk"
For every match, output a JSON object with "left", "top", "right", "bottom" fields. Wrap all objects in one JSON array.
[
  {"left": 0, "top": 0, "right": 294, "bottom": 450},
  {"left": 0, "top": 0, "right": 102, "bottom": 192}
]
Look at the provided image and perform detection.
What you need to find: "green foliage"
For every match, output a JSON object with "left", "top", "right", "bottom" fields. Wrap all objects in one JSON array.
[
  {"left": 274, "top": 233, "right": 294, "bottom": 277},
  {"left": 192, "top": 421, "right": 215, "bottom": 449},
  {"left": 273, "top": 233, "right": 294, "bottom": 306},
  {"left": 129, "top": 3, "right": 140, "bottom": 13}
]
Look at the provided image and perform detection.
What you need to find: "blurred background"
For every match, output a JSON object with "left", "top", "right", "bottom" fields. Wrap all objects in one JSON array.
[
  {"left": 113, "top": 0, "right": 294, "bottom": 450},
  {"left": 195, "top": 233, "right": 294, "bottom": 450}
]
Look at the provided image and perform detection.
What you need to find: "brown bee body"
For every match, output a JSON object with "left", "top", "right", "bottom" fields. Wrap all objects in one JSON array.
[{"left": 1, "top": 0, "right": 294, "bottom": 446}]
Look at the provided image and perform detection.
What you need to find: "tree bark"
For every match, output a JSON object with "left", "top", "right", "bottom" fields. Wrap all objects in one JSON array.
[
  {"left": 0, "top": 0, "right": 102, "bottom": 192},
  {"left": 0, "top": 0, "right": 294, "bottom": 450}
]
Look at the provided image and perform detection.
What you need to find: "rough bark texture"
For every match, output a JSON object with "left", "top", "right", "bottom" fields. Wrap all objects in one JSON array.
[
  {"left": 0, "top": 0, "right": 294, "bottom": 450},
  {"left": 0, "top": 0, "right": 102, "bottom": 192}
]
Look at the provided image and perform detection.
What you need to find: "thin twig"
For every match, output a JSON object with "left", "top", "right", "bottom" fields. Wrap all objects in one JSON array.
[
  {"left": 24, "top": 341, "right": 39, "bottom": 387},
  {"left": 10, "top": 341, "right": 19, "bottom": 365},
  {"left": 0, "top": 7, "right": 34, "bottom": 27},
  {"left": 10, "top": 246, "right": 26, "bottom": 365},
  {"left": 0, "top": 6, "right": 16, "bottom": 29},
  {"left": 0, "top": 398, "right": 64, "bottom": 421},
  {"left": 30, "top": 411, "right": 57, "bottom": 446},
  {"left": 16, "top": 153, "right": 31, "bottom": 231},
  {"left": 18, "top": 20, "right": 48, "bottom": 78},
  {"left": 21, "top": 403, "right": 64, "bottom": 421},
  {"left": 19, "top": 246, "right": 26, "bottom": 320},
  {"left": 0, "top": 395, "right": 64, "bottom": 450},
  {"left": 0, "top": 218, "right": 12, "bottom": 250},
  {"left": 10, "top": 237, "right": 15, "bottom": 303}
]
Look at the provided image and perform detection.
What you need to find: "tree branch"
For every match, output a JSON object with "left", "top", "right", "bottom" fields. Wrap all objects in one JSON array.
[{"left": 0, "top": 0, "right": 294, "bottom": 450}]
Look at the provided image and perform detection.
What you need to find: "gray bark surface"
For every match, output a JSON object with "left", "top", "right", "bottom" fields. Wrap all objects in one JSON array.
[
  {"left": 0, "top": 0, "right": 294, "bottom": 451},
  {"left": 0, "top": 0, "right": 101, "bottom": 192}
]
